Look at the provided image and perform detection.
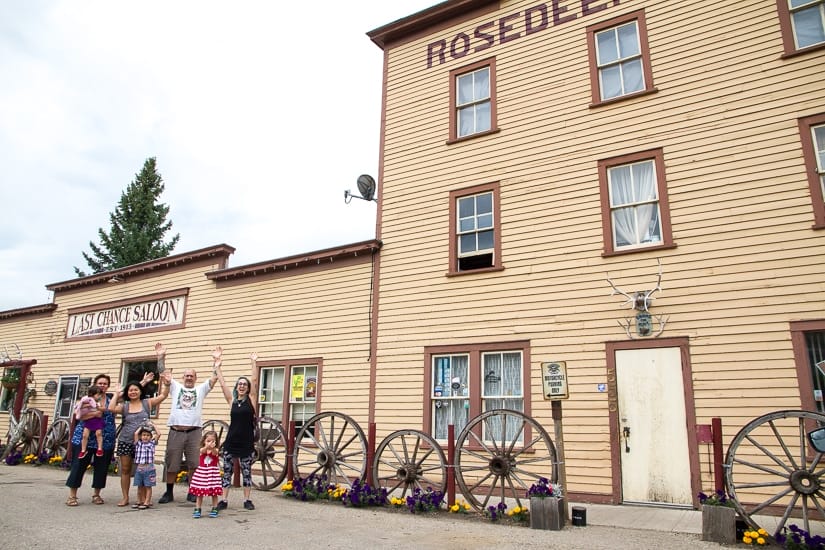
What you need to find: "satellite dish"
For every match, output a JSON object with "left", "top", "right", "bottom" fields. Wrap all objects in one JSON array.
[{"left": 356, "top": 174, "right": 376, "bottom": 201}]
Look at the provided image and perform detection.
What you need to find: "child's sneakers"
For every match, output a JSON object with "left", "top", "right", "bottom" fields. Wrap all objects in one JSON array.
[
  {"left": 192, "top": 508, "right": 201, "bottom": 519},
  {"left": 77, "top": 451, "right": 87, "bottom": 459},
  {"left": 209, "top": 507, "right": 219, "bottom": 518},
  {"left": 95, "top": 449, "right": 103, "bottom": 457}
]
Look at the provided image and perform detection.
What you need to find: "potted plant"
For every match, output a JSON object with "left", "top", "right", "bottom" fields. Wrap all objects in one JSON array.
[
  {"left": 699, "top": 489, "right": 737, "bottom": 544},
  {"left": 1, "top": 368, "right": 20, "bottom": 390},
  {"left": 527, "top": 477, "right": 565, "bottom": 530}
]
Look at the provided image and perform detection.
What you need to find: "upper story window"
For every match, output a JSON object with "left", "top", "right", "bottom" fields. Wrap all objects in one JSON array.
[
  {"left": 599, "top": 148, "right": 675, "bottom": 256},
  {"left": 449, "top": 58, "right": 498, "bottom": 142},
  {"left": 587, "top": 10, "right": 656, "bottom": 105},
  {"left": 449, "top": 182, "right": 502, "bottom": 274},
  {"left": 798, "top": 113, "right": 825, "bottom": 227},
  {"left": 778, "top": 0, "right": 825, "bottom": 54}
]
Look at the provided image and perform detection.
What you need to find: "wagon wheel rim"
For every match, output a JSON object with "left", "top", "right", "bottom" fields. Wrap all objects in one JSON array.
[
  {"left": 44, "top": 419, "right": 70, "bottom": 460},
  {"left": 201, "top": 419, "right": 230, "bottom": 452},
  {"left": 17, "top": 409, "right": 44, "bottom": 457},
  {"left": 292, "top": 411, "right": 367, "bottom": 489},
  {"left": 454, "top": 408, "right": 558, "bottom": 513},
  {"left": 252, "top": 416, "right": 287, "bottom": 491},
  {"left": 372, "top": 429, "right": 447, "bottom": 499},
  {"left": 725, "top": 409, "right": 825, "bottom": 540}
]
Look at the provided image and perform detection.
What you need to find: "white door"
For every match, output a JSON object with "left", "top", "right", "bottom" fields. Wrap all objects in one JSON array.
[{"left": 616, "top": 347, "right": 692, "bottom": 505}]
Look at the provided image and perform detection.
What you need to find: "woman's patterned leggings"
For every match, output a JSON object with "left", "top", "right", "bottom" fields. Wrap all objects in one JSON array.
[{"left": 221, "top": 451, "right": 255, "bottom": 488}]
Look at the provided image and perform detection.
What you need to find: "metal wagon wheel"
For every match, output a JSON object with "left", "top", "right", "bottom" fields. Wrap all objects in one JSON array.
[
  {"left": 252, "top": 416, "right": 287, "bottom": 491},
  {"left": 202, "top": 419, "right": 230, "bottom": 451},
  {"left": 43, "top": 418, "right": 71, "bottom": 460},
  {"left": 725, "top": 409, "right": 825, "bottom": 539},
  {"left": 2, "top": 408, "right": 44, "bottom": 459},
  {"left": 454, "top": 408, "right": 558, "bottom": 513},
  {"left": 292, "top": 411, "right": 367, "bottom": 489},
  {"left": 372, "top": 429, "right": 447, "bottom": 498}
]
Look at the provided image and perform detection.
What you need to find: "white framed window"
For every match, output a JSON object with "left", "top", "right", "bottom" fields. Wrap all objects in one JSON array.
[
  {"left": 595, "top": 21, "right": 644, "bottom": 101},
  {"left": 814, "top": 124, "right": 825, "bottom": 197},
  {"left": 259, "top": 366, "right": 285, "bottom": 422},
  {"left": 456, "top": 67, "right": 491, "bottom": 138},
  {"left": 607, "top": 160, "right": 663, "bottom": 249},
  {"left": 289, "top": 364, "right": 318, "bottom": 436},
  {"left": 458, "top": 191, "right": 494, "bottom": 261},
  {"left": 121, "top": 358, "right": 161, "bottom": 416},
  {"left": 789, "top": 0, "right": 825, "bottom": 49},
  {"left": 431, "top": 354, "right": 470, "bottom": 440},
  {"left": 53, "top": 375, "right": 80, "bottom": 419},
  {"left": 482, "top": 351, "right": 524, "bottom": 443}
]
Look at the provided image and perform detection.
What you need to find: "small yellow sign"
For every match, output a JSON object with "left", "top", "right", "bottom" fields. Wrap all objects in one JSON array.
[
  {"left": 541, "top": 362, "right": 569, "bottom": 400},
  {"left": 291, "top": 374, "right": 305, "bottom": 401}
]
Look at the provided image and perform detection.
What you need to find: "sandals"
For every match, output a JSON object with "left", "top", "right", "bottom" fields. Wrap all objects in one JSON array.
[
  {"left": 66, "top": 496, "right": 79, "bottom": 507},
  {"left": 137, "top": 504, "right": 149, "bottom": 510},
  {"left": 92, "top": 495, "right": 104, "bottom": 505},
  {"left": 117, "top": 500, "right": 129, "bottom": 507}
]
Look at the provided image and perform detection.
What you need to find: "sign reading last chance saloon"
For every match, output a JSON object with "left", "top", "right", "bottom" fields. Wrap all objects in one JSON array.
[{"left": 66, "top": 291, "right": 187, "bottom": 339}]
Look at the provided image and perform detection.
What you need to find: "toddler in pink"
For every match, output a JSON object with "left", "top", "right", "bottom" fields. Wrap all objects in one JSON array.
[{"left": 75, "top": 386, "right": 105, "bottom": 458}]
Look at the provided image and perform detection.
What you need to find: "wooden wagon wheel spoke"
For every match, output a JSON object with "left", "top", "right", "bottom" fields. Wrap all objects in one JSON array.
[
  {"left": 372, "top": 430, "right": 447, "bottom": 499},
  {"left": 43, "top": 418, "right": 70, "bottom": 460},
  {"left": 455, "top": 409, "right": 557, "bottom": 512},
  {"left": 251, "top": 416, "right": 287, "bottom": 491},
  {"left": 725, "top": 410, "right": 825, "bottom": 540},
  {"left": 292, "top": 412, "right": 366, "bottom": 490},
  {"left": 16, "top": 409, "right": 43, "bottom": 457}
]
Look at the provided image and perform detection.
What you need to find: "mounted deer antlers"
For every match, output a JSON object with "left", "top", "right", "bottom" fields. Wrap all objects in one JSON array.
[{"left": 606, "top": 259, "right": 668, "bottom": 339}]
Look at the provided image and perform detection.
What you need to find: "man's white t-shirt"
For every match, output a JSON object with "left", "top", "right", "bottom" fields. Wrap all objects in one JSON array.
[{"left": 167, "top": 379, "right": 212, "bottom": 427}]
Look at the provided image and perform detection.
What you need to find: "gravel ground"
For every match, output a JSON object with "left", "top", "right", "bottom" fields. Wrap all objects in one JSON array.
[{"left": 0, "top": 464, "right": 730, "bottom": 549}]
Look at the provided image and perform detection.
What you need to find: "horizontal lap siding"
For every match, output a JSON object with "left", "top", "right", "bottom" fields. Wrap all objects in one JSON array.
[{"left": 375, "top": 0, "right": 825, "bottom": 495}]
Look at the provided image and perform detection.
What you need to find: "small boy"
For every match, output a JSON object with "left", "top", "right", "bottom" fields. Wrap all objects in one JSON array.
[{"left": 133, "top": 423, "right": 160, "bottom": 509}]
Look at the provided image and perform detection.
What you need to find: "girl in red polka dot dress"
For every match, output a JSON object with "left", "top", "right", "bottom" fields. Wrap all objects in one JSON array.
[{"left": 188, "top": 430, "right": 222, "bottom": 518}]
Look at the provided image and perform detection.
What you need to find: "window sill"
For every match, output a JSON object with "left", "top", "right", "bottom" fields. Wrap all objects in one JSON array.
[
  {"left": 589, "top": 87, "right": 658, "bottom": 109},
  {"left": 446, "top": 127, "right": 500, "bottom": 145},
  {"left": 602, "top": 242, "right": 677, "bottom": 258},
  {"left": 446, "top": 265, "right": 504, "bottom": 277},
  {"left": 781, "top": 42, "right": 825, "bottom": 59}
]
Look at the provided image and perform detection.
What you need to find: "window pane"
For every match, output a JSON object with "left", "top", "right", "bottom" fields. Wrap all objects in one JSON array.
[
  {"left": 632, "top": 161, "right": 657, "bottom": 200},
  {"left": 793, "top": 5, "right": 825, "bottom": 48},
  {"left": 790, "top": 0, "right": 819, "bottom": 7},
  {"left": 476, "top": 191, "right": 493, "bottom": 214},
  {"left": 474, "top": 68, "right": 490, "bottom": 101},
  {"left": 475, "top": 101, "right": 491, "bottom": 133},
  {"left": 609, "top": 165, "right": 632, "bottom": 206},
  {"left": 617, "top": 22, "right": 640, "bottom": 58},
  {"left": 600, "top": 65, "right": 622, "bottom": 99},
  {"left": 612, "top": 209, "right": 634, "bottom": 248},
  {"left": 458, "top": 196, "right": 475, "bottom": 219},
  {"left": 622, "top": 58, "right": 644, "bottom": 94},
  {"left": 477, "top": 229, "right": 494, "bottom": 251},
  {"left": 596, "top": 28, "right": 618, "bottom": 64},
  {"left": 814, "top": 126, "right": 825, "bottom": 171},
  {"left": 457, "top": 73, "right": 474, "bottom": 105},
  {"left": 460, "top": 233, "right": 477, "bottom": 254},
  {"left": 459, "top": 218, "right": 476, "bottom": 232},
  {"left": 458, "top": 106, "right": 474, "bottom": 137},
  {"left": 477, "top": 213, "right": 493, "bottom": 229}
]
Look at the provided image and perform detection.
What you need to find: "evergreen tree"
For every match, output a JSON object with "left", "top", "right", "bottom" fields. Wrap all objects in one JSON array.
[{"left": 75, "top": 157, "right": 180, "bottom": 276}]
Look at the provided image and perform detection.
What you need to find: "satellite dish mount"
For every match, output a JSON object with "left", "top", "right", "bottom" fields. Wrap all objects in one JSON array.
[{"left": 345, "top": 174, "right": 377, "bottom": 204}]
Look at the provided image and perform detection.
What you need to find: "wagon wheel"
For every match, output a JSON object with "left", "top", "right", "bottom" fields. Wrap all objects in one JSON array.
[
  {"left": 372, "top": 429, "right": 447, "bottom": 499},
  {"left": 292, "top": 411, "right": 367, "bottom": 489},
  {"left": 5, "top": 409, "right": 44, "bottom": 458},
  {"left": 725, "top": 409, "right": 825, "bottom": 539},
  {"left": 202, "top": 419, "right": 229, "bottom": 451},
  {"left": 43, "top": 419, "right": 71, "bottom": 460},
  {"left": 454, "top": 408, "right": 558, "bottom": 513},
  {"left": 252, "top": 416, "right": 287, "bottom": 491}
]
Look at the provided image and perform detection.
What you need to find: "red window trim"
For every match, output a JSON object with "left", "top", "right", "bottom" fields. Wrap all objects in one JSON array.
[
  {"left": 598, "top": 147, "right": 675, "bottom": 256},
  {"left": 448, "top": 57, "right": 498, "bottom": 143},
  {"left": 448, "top": 181, "right": 503, "bottom": 275},
  {"left": 798, "top": 113, "right": 825, "bottom": 229},
  {"left": 586, "top": 9, "right": 656, "bottom": 107}
]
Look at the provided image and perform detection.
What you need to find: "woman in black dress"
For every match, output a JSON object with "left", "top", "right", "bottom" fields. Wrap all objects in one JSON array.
[{"left": 214, "top": 347, "right": 258, "bottom": 511}]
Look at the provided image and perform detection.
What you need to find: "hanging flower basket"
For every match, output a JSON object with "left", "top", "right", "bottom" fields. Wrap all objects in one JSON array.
[{"left": 1, "top": 380, "right": 18, "bottom": 390}]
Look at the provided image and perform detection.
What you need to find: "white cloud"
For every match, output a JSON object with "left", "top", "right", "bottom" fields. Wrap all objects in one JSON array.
[{"left": 0, "top": 0, "right": 435, "bottom": 309}]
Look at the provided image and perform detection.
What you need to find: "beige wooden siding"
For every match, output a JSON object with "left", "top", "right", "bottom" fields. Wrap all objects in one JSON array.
[
  {"left": 0, "top": 254, "right": 375, "bottom": 460},
  {"left": 374, "top": 0, "right": 825, "bottom": 496}
]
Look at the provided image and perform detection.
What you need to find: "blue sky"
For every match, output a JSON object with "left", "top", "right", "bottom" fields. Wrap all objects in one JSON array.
[{"left": 0, "top": 0, "right": 438, "bottom": 310}]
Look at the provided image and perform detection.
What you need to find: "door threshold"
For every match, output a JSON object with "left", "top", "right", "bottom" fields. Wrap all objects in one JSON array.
[{"left": 621, "top": 500, "right": 694, "bottom": 510}]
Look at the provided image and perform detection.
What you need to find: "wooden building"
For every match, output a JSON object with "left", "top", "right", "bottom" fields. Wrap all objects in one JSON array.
[{"left": 1, "top": 0, "right": 824, "bottom": 509}]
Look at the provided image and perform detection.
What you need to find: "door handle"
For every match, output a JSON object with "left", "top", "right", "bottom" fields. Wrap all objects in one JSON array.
[{"left": 623, "top": 426, "right": 631, "bottom": 453}]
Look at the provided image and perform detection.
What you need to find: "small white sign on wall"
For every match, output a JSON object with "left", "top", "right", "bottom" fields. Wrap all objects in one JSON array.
[{"left": 541, "top": 361, "right": 569, "bottom": 400}]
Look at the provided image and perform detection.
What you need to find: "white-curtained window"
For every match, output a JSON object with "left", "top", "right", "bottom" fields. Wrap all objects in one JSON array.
[
  {"left": 814, "top": 124, "right": 825, "bottom": 198},
  {"left": 595, "top": 20, "right": 644, "bottom": 100},
  {"left": 608, "top": 160, "right": 662, "bottom": 249},
  {"left": 789, "top": 0, "right": 825, "bottom": 49}
]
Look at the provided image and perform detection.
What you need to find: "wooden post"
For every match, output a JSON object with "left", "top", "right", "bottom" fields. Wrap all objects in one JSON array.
[
  {"left": 447, "top": 424, "right": 455, "bottom": 506},
  {"left": 712, "top": 417, "right": 724, "bottom": 492},
  {"left": 702, "top": 505, "right": 736, "bottom": 544},
  {"left": 286, "top": 420, "right": 296, "bottom": 482},
  {"left": 551, "top": 400, "right": 569, "bottom": 520},
  {"left": 368, "top": 422, "right": 376, "bottom": 487}
]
